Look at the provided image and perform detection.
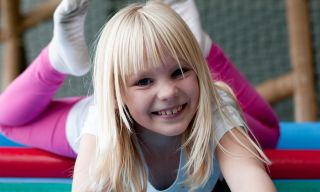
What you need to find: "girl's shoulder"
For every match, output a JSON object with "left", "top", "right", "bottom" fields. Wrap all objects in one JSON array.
[
  {"left": 214, "top": 81, "right": 238, "bottom": 108},
  {"left": 211, "top": 85, "right": 245, "bottom": 143},
  {"left": 82, "top": 103, "right": 98, "bottom": 136}
]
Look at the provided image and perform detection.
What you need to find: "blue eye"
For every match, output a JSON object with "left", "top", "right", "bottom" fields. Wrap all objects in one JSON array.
[
  {"left": 172, "top": 68, "right": 189, "bottom": 78},
  {"left": 135, "top": 78, "right": 153, "bottom": 86}
]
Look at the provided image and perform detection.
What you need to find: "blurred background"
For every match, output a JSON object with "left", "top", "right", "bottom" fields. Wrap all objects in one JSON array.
[{"left": 0, "top": 0, "right": 319, "bottom": 122}]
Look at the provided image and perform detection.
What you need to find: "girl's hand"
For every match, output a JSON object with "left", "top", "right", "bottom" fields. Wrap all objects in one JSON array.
[{"left": 216, "top": 127, "right": 277, "bottom": 192}]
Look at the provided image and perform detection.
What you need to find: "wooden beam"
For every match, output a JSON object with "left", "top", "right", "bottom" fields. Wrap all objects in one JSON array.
[
  {"left": 286, "top": 0, "right": 317, "bottom": 121},
  {"left": 256, "top": 72, "right": 294, "bottom": 104},
  {"left": 0, "top": 0, "right": 22, "bottom": 90},
  {"left": 20, "top": 0, "right": 60, "bottom": 32}
]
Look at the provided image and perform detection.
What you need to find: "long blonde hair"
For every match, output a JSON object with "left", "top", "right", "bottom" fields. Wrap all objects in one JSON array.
[{"left": 87, "top": 1, "right": 268, "bottom": 191}]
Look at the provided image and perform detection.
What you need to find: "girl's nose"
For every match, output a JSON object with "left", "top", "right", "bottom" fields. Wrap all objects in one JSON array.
[{"left": 157, "top": 82, "right": 179, "bottom": 101}]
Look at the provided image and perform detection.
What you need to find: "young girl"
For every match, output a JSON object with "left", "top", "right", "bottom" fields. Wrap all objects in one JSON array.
[
  {"left": 0, "top": 0, "right": 278, "bottom": 191},
  {"left": 72, "top": 1, "right": 276, "bottom": 191}
]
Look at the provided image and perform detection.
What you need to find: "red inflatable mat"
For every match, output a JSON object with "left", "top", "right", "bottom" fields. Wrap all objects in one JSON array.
[
  {"left": 265, "top": 149, "right": 320, "bottom": 179},
  {"left": 1, "top": 147, "right": 320, "bottom": 179},
  {"left": 0, "top": 147, "right": 75, "bottom": 178}
]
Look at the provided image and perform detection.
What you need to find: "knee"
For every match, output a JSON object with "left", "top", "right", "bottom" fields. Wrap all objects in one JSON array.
[{"left": 0, "top": 109, "right": 30, "bottom": 127}]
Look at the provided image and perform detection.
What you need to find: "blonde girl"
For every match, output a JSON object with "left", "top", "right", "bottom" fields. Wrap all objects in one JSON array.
[
  {"left": 0, "top": 0, "right": 278, "bottom": 191},
  {"left": 73, "top": 1, "right": 276, "bottom": 191}
]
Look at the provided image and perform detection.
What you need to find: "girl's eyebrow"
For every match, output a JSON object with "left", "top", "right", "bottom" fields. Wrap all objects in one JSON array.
[
  {"left": 126, "top": 70, "right": 152, "bottom": 83},
  {"left": 127, "top": 59, "right": 190, "bottom": 80},
  {"left": 130, "top": 70, "right": 152, "bottom": 78},
  {"left": 179, "top": 62, "right": 190, "bottom": 68},
  {"left": 177, "top": 58, "right": 190, "bottom": 67}
]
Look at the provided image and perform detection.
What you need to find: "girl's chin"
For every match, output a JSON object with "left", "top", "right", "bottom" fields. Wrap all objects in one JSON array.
[
  {"left": 157, "top": 127, "right": 188, "bottom": 137},
  {"left": 134, "top": 120, "right": 189, "bottom": 137}
]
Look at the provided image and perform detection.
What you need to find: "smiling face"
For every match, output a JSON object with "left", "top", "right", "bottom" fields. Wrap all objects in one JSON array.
[{"left": 123, "top": 56, "right": 200, "bottom": 137}]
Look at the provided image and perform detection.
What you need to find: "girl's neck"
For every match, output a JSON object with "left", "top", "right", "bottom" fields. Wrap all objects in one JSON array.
[
  {"left": 135, "top": 125, "right": 181, "bottom": 155},
  {"left": 134, "top": 125, "right": 182, "bottom": 190}
]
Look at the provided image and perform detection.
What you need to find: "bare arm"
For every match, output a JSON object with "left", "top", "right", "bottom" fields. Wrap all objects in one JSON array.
[
  {"left": 72, "top": 134, "right": 96, "bottom": 192},
  {"left": 216, "top": 128, "right": 276, "bottom": 192}
]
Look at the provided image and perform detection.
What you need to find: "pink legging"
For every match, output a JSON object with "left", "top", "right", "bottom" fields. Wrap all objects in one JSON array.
[
  {"left": 0, "top": 44, "right": 279, "bottom": 158},
  {"left": 0, "top": 47, "right": 80, "bottom": 158}
]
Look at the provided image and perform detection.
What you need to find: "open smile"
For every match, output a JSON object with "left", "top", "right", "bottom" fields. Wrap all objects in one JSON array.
[{"left": 151, "top": 103, "right": 187, "bottom": 118}]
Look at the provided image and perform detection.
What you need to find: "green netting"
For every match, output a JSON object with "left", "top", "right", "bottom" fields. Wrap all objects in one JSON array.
[
  {"left": 18, "top": 0, "right": 320, "bottom": 121},
  {"left": 310, "top": 0, "right": 320, "bottom": 119},
  {"left": 197, "top": 0, "right": 293, "bottom": 120}
]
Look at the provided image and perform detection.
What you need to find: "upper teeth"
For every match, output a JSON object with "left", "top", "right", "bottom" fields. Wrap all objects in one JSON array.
[{"left": 158, "top": 105, "right": 183, "bottom": 116}]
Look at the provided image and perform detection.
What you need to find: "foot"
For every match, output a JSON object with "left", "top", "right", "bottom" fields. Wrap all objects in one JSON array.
[
  {"left": 163, "top": 0, "right": 212, "bottom": 57},
  {"left": 49, "top": 0, "right": 91, "bottom": 76}
]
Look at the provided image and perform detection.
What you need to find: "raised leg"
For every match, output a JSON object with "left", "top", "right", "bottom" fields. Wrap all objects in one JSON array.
[{"left": 0, "top": 0, "right": 92, "bottom": 157}]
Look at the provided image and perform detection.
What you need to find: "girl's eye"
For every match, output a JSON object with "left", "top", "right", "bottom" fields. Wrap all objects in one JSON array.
[
  {"left": 135, "top": 78, "right": 153, "bottom": 86},
  {"left": 172, "top": 68, "right": 189, "bottom": 78}
]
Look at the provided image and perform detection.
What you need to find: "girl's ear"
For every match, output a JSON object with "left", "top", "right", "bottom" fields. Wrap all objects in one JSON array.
[
  {"left": 115, "top": 95, "right": 127, "bottom": 110},
  {"left": 120, "top": 92, "right": 128, "bottom": 107}
]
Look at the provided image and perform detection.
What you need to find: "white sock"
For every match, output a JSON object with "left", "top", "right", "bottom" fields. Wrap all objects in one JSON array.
[
  {"left": 49, "top": 0, "right": 91, "bottom": 76},
  {"left": 164, "top": 0, "right": 212, "bottom": 57}
]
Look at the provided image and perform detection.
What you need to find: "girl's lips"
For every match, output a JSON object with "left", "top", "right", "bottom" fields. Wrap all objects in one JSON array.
[
  {"left": 157, "top": 105, "right": 182, "bottom": 115},
  {"left": 152, "top": 103, "right": 187, "bottom": 117}
]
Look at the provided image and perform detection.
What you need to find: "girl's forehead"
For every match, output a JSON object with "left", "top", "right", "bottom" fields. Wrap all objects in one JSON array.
[{"left": 134, "top": 55, "right": 188, "bottom": 74}]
